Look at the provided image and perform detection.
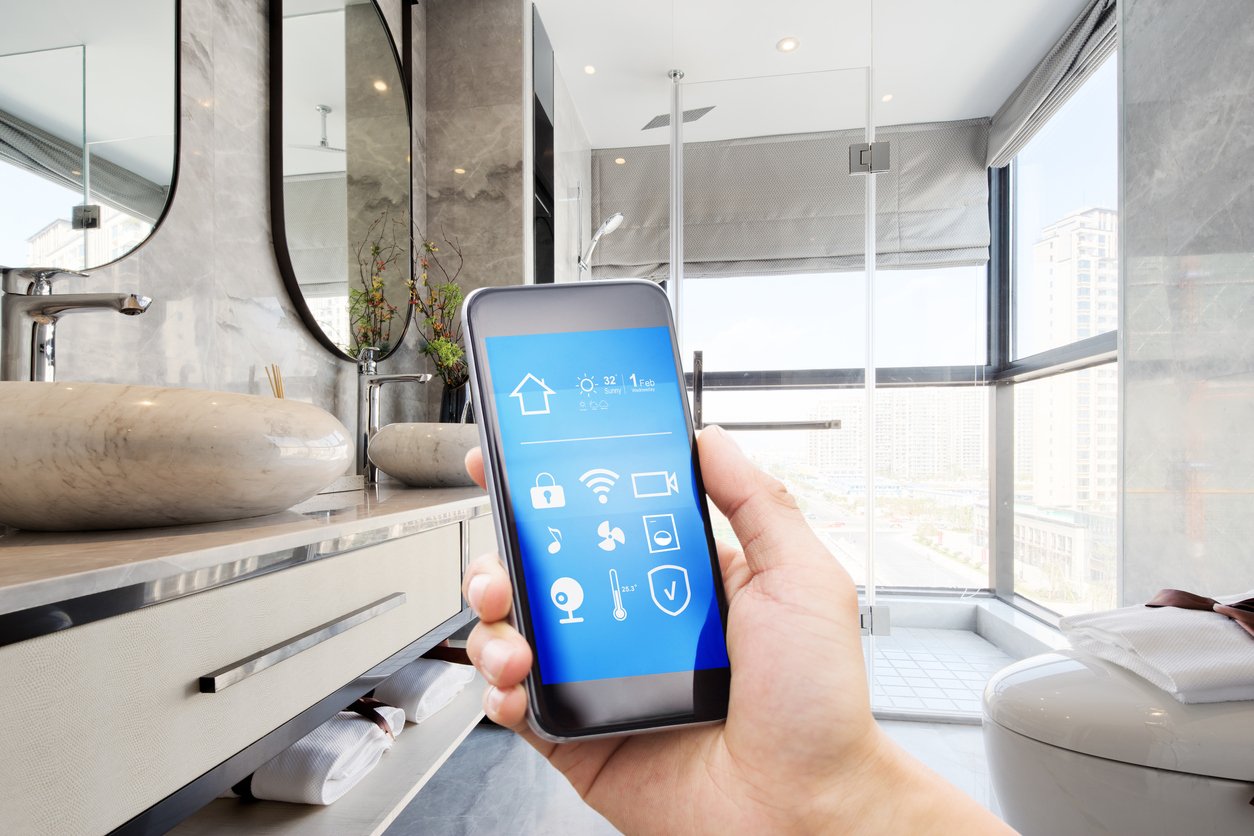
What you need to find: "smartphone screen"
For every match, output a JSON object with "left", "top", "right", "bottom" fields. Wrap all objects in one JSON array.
[{"left": 466, "top": 283, "right": 730, "bottom": 738}]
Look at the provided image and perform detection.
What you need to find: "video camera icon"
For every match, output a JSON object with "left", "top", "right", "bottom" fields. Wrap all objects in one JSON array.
[{"left": 631, "top": 470, "right": 679, "bottom": 499}]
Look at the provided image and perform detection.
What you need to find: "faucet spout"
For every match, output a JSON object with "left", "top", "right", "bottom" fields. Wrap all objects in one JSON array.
[
  {"left": 355, "top": 349, "right": 433, "bottom": 481},
  {"left": 1, "top": 290, "right": 153, "bottom": 382}
]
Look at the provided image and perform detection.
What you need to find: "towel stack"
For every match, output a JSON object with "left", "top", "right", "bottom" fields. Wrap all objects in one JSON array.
[
  {"left": 221, "top": 660, "right": 475, "bottom": 806},
  {"left": 223, "top": 702, "right": 405, "bottom": 805},
  {"left": 1060, "top": 589, "right": 1254, "bottom": 704},
  {"left": 374, "top": 658, "right": 477, "bottom": 724}
]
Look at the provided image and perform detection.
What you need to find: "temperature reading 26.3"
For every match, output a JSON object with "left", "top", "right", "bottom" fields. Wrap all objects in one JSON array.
[{"left": 629, "top": 373, "right": 656, "bottom": 391}]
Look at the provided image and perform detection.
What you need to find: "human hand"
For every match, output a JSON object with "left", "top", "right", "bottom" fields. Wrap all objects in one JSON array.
[{"left": 462, "top": 426, "right": 1012, "bottom": 834}]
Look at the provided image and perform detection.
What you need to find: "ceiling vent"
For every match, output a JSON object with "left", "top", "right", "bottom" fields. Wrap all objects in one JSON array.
[{"left": 640, "top": 106, "right": 715, "bottom": 131}]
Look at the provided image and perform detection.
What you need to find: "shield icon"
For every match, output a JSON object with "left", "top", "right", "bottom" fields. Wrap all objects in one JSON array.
[{"left": 647, "top": 564, "right": 691, "bottom": 617}]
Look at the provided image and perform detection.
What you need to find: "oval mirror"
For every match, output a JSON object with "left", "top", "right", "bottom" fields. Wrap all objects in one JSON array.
[
  {"left": 0, "top": 1, "right": 178, "bottom": 272},
  {"left": 272, "top": 0, "right": 412, "bottom": 362}
]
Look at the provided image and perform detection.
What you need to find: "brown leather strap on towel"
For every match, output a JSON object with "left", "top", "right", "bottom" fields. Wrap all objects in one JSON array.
[
  {"left": 1146, "top": 589, "right": 1254, "bottom": 639},
  {"left": 347, "top": 696, "right": 396, "bottom": 738}
]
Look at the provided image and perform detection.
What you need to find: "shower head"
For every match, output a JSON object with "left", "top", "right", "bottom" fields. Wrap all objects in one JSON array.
[
  {"left": 579, "top": 212, "right": 625, "bottom": 274},
  {"left": 592, "top": 212, "right": 624, "bottom": 242}
]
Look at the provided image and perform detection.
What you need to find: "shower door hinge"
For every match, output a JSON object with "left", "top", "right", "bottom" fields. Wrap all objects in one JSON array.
[
  {"left": 849, "top": 141, "right": 890, "bottom": 174},
  {"left": 860, "top": 605, "right": 892, "bottom": 636}
]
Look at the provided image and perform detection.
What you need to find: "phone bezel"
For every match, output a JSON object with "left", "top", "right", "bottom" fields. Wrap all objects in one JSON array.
[{"left": 463, "top": 280, "right": 731, "bottom": 740}]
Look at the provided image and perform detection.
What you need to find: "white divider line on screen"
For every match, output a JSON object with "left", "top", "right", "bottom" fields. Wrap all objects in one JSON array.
[{"left": 520, "top": 431, "right": 673, "bottom": 446}]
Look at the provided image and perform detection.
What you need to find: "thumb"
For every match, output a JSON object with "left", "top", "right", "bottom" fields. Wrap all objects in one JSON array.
[{"left": 697, "top": 426, "right": 831, "bottom": 576}]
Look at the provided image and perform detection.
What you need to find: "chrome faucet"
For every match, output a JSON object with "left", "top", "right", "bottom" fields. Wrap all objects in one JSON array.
[
  {"left": 357, "top": 346, "right": 432, "bottom": 482},
  {"left": 1, "top": 267, "right": 152, "bottom": 382}
]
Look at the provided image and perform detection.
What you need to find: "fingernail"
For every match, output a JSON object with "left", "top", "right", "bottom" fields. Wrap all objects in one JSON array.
[
  {"left": 485, "top": 685, "right": 506, "bottom": 715},
  {"left": 479, "top": 639, "right": 511, "bottom": 682},
  {"left": 467, "top": 573, "right": 490, "bottom": 612}
]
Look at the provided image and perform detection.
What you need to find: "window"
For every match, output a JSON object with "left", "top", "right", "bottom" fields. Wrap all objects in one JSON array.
[
  {"left": 1012, "top": 366, "right": 1118, "bottom": 615},
  {"left": 1012, "top": 56, "right": 1118, "bottom": 359}
]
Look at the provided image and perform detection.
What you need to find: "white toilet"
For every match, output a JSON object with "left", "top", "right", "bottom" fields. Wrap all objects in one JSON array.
[{"left": 983, "top": 651, "right": 1254, "bottom": 835}]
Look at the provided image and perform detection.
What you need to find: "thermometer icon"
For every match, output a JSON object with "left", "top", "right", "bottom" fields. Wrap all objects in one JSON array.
[{"left": 609, "top": 569, "right": 628, "bottom": 621}]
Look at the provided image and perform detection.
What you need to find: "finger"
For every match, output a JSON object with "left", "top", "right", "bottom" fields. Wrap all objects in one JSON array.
[
  {"left": 464, "top": 447, "right": 485, "bottom": 489},
  {"left": 462, "top": 553, "right": 513, "bottom": 623},
  {"left": 716, "top": 539, "right": 753, "bottom": 600},
  {"left": 483, "top": 683, "right": 530, "bottom": 729},
  {"left": 466, "top": 620, "right": 533, "bottom": 689},
  {"left": 698, "top": 425, "right": 828, "bottom": 575}
]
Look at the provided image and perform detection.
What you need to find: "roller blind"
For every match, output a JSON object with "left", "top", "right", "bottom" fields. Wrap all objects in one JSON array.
[
  {"left": 0, "top": 106, "right": 169, "bottom": 224},
  {"left": 986, "top": 0, "right": 1116, "bottom": 168},
  {"left": 591, "top": 118, "right": 990, "bottom": 280}
]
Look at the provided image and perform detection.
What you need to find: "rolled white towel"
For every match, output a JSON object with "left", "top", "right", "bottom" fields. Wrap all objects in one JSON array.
[
  {"left": 1060, "top": 590, "right": 1254, "bottom": 704},
  {"left": 224, "top": 704, "right": 406, "bottom": 805},
  {"left": 374, "top": 658, "right": 476, "bottom": 724}
]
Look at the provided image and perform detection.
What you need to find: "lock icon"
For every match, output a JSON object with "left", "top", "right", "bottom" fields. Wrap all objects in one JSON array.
[{"left": 530, "top": 472, "right": 566, "bottom": 509}]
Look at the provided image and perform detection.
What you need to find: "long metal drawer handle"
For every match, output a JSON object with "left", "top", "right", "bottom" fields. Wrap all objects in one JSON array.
[{"left": 199, "top": 592, "right": 407, "bottom": 693}]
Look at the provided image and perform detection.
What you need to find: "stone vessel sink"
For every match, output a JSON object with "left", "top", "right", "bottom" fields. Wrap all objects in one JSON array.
[
  {"left": 369, "top": 422, "right": 479, "bottom": 488},
  {"left": 0, "top": 382, "right": 353, "bottom": 531}
]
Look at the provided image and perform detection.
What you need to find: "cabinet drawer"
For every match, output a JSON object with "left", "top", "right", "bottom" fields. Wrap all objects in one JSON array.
[
  {"left": 466, "top": 513, "right": 498, "bottom": 566},
  {"left": 0, "top": 525, "right": 461, "bottom": 836}
]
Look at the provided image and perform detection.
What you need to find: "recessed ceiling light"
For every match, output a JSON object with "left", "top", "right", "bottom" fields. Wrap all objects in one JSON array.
[
  {"left": 776, "top": 37, "right": 800, "bottom": 53},
  {"left": 584, "top": 65, "right": 597, "bottom": 75},
  {"left": 453, "top": 167, "right": 466, "bottom": 174},
  {"left": 373, "top": 79, "right": 388, "bottom": 92},
  {"left": 614, "top": 157, "right": 626, "bottom": 165},
  {"left": 881, "top": 93, "right": 893, "bottom": 103}
]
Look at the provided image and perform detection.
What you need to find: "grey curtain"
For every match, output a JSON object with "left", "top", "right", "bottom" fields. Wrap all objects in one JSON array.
[
  {"left": 986, "top": 0, "right": 1116, "bottom": 168},
  {"left": 591, "top": 118, "right": 990, "bottom": 280},
  {"left": 0, "top": 106, "right": 169, "bottom": 223}
]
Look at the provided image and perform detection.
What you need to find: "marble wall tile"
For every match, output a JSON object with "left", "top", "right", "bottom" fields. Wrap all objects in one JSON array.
[
  {"left": 422, "top": 0, "right": 526, "bottom": 419},
  {"left": 1121, "top": 0, "right": 1254, "bottom": 601}
]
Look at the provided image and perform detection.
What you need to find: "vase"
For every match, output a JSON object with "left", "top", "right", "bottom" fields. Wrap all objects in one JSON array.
[{"left": 439, "top": 381, "right": 472, "bottom": 423}]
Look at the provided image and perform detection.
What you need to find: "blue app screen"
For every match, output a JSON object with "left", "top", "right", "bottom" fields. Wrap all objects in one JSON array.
[{"left": 484, "top": 326, "right": 730, "bottom": 685}]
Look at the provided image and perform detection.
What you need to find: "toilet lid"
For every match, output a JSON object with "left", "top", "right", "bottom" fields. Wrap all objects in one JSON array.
[{"left": 983, "top": 651, "right": 1254, "bottom": 782}]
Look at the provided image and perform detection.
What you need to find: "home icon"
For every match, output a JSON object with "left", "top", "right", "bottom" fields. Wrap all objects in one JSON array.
[{"left": 510, "top": 373, "right": 555, "bottom": 416}]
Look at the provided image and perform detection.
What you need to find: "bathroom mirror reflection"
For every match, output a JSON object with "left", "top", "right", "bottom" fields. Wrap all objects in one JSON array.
[
  {"left": 273, "top": 0, "right": 413, "bottom": 362},
  {"left": 0, "top": 0, "right": 178, "bottom": 272}
]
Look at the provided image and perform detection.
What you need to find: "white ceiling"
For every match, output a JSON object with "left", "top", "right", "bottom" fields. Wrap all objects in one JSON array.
[
  {"left": 533, "top": 0, "right": 1091, "bottom": 148},
  {"left": 0, "top": 0, "right": 176, "bottom": 182}
]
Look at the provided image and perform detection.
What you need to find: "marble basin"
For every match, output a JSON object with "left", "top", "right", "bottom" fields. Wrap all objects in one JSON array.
[
  {"left": 369, "top": 422, "right": 479, "bottom": 488},
  {"left": 0, "top": 382, "right": 353, "bottom": 531}
]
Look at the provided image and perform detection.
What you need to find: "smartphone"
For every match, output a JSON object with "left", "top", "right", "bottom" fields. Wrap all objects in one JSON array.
[{"left": 463, "top": 280, "right": 731, "bottom": 741}]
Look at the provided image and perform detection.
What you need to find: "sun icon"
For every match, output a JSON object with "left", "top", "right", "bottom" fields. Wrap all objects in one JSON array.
[{"left": 577, "top": 374, "right": 597, "bottom": 395}]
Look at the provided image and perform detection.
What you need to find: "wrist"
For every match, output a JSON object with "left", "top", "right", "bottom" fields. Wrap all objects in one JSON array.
[{"left": 798, "top": 729, "right": 1012, "bottom": 835}]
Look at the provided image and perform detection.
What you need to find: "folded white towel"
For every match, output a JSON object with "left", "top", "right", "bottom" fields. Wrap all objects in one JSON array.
[
  {"left": 1060, "top": 590, "right": 1254, "bottom": 704},
  {"left": 225, "top": 705, "right": 406, "bottom": 805},
  {"left": 373, "top": 658, "right": 476, "bottom": 724}
]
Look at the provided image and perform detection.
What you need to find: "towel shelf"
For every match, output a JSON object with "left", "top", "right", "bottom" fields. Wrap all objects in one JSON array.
[{"left": 199, "top": 593, "right": 408, "bottom": 693}]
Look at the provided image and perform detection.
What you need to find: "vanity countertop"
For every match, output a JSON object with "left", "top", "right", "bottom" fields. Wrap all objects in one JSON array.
[{"left": 0, "top": 484, "right": 489, "bottom": 641}]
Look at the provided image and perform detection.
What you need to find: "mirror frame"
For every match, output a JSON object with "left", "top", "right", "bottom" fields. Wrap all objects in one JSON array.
[
  {"left": 0, "top": 0, "right": 182, "bottom": 274},
  {"left": 268, "top": 0, "right": 413, "bottom": 363}
]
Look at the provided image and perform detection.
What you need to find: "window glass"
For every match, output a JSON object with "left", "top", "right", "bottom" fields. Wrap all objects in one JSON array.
[
  {"left": 681, "top": 266, "right": 985, "bottom": 372},
  {"left": 1013, "top": 56, "right": 1118, "bottom": 358},
  {"left": 1011, "top": 364, "right": 1118, "bottom": 614},
  {"left": 701, "top": 386, "right": 988, "bottom": 591}
]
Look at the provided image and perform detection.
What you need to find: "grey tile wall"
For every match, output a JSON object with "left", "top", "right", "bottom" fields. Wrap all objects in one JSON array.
[
  {"left": 422, "top": 0, "right": 526, "bottom": 417},
  {"left": 1121, "top": 0, "right": 1254, "bottom": 601}
]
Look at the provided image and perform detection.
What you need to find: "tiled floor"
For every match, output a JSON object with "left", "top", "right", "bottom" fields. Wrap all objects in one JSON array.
[
  {"left": 387, "top": 719, "right": 998, "bottom": 834},
  {"left": 869, "top": 627, "right": 1017, "bottom": 715}
]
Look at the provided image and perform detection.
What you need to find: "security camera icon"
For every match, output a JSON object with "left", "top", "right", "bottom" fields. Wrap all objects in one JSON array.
[{"left": 550, "top": 577, "right": 585, "bottom": 624}]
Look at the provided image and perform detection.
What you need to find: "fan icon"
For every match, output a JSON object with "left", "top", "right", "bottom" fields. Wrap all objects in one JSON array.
[
  {"left": 579, "top": 468, "right": 620, "bottom": 504},
  {"left": 597, "top": 520, "right": 626, "bottom": 552}
]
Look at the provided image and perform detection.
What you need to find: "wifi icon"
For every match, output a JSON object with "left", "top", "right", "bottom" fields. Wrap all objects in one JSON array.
[{"left": 578, "top": 468, "right": 620, "bottom": 504}]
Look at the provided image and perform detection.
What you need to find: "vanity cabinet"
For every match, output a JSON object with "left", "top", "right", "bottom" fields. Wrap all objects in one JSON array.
[{"left": 0, "top": 489, "right": 488, "bottom": 836}]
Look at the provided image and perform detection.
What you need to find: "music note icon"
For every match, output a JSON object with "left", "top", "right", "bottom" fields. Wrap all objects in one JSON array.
[{"left": 546, "top": 527, "right": 563, "bottom": 554}]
